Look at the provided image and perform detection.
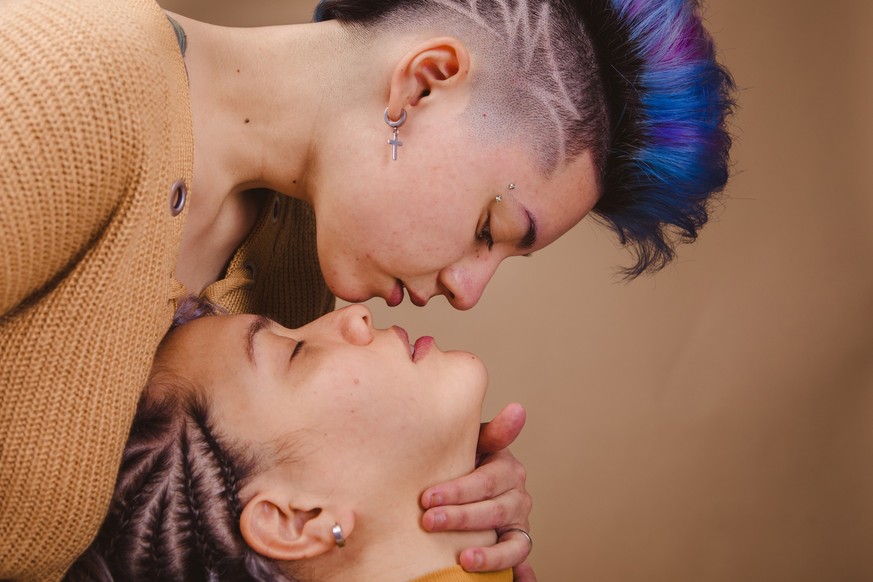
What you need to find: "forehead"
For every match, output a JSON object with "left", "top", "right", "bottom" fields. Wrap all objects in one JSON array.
[{"left": 157, "top": 314, "right": 252, "bottom": 371}]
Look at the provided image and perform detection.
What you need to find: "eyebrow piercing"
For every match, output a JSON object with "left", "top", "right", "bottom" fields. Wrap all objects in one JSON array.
[{"left": 496, "top": 182, "right": 515, "bottom": 202}]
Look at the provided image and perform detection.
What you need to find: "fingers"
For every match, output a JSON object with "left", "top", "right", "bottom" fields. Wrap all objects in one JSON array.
[
  {"left": 458, "top": 530, "right": 534, "bottom": 575},
  {"left": 513, "top": 560, "right": 538, "bottom": 582},
  {"left": 478, "top": 403, "right": 526, "bottom": 455},
  {"left": 421, "top": 448, "right": 528, "bottom": 510},
  {"left": 422, "top": 407, "right": 534, "bottom": 575},
  {"left": 422, "top": 487, "right": 531, "bottom": 532}
]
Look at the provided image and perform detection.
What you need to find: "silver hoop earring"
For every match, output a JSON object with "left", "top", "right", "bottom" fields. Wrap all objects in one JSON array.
[
  {"left": 332, "top": 523, "right": 346, "bottom": 548},
  {"left": 384, "top": 107, "right": 407, "bottom": 161}
]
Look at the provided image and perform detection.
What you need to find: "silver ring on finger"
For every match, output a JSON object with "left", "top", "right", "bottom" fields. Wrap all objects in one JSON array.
[{"left": 499, "top": 527, "right": 533, "bottom": 551}]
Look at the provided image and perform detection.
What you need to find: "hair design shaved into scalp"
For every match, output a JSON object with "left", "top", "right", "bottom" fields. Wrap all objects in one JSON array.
[
  {"left": 318, "top": 0, "right": 607, "bottom": 175},
  {"left": 316, "top": 0, "right": 735, "bottom": 277}
]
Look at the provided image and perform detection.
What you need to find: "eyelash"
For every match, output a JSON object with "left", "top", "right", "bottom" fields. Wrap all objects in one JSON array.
[
  {"left": 477, "top": 215, "right": 494, "bottom": 251},
  {"left": 290, "top": 340, "right": 305, "bottom": 362}
]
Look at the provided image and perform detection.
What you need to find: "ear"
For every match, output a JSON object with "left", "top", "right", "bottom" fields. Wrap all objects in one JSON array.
[
  {"left": 386, "top": 37, "right": 471, "bottom": 119},
  {"left": 240, "top": 492, "right": 356, "bottom": 561}
]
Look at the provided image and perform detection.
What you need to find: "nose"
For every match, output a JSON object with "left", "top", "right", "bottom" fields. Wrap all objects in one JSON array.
[
  {"left": 437, "top": 256, "right": 501, "bottom": 311},
  {"left": 335, "top": 304, "right": 375, "bottom": 345}
]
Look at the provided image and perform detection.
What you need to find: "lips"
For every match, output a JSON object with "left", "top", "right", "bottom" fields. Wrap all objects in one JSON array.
[
  {"left": 406, "top": 287, "right": 428, "bottom": 307},
  {"left": 387, "top": 280, "right": 404, "bottom": 307},
  {"left": 392, "top": 325, "right": 410, "bottom": 351},
  {"left": 386, "top": 280, "right": 429, "bottom": 307},
  {"left": 392, "top": 326, "right": 432, "bottom": 362},
  {"left": 411, "top": 336, "right": 433, "bottom": 362}
]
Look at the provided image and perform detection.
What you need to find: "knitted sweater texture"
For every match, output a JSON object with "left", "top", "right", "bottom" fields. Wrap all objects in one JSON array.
[
  {"left": 0, "top": 0, "right": 332, "bottom": 579},
  {"left": 412, "top": 566, "right": 513, "bottom": 582}
]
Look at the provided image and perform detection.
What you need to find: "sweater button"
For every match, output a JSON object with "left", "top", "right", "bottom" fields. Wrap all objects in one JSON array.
[
  {"left": 271, "top": 194, "right": 282, "bottom": 223},
  {"left": 243, "top": 260, "right": 257, "bottom": 280},
  {"left": 169, "top": 180, "right": 187, "bottom": 216}
]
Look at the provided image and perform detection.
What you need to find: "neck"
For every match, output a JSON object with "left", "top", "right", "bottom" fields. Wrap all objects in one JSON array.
[
  {"left": 174, "top": 14, "right": 354, "bottom": 197},
  {"left": 296, "top": 440, "right": 496, "bottom": 582},
  {"left": 165, "top": 13, "right": 356, "bottom": 291},
  {"left": 306, "top": 491, "right": 495, "bottom": 582}
]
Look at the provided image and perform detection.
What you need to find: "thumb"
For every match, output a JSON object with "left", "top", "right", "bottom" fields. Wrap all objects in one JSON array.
[{"left": 478, "top": 403, "right": 526, "bottom": 455}]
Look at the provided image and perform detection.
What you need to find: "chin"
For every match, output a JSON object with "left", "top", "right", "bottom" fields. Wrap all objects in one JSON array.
[
  {"left": 448, "top": 352, "right": 489, "bottom": 399},
  {"left": 325, "top": 276, "right": 371, "bottom": 304}
]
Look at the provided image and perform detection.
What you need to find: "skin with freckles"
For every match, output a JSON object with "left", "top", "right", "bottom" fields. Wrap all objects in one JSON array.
[
  {"left": 312, "top": 142, "right": 597, "bottom": 309},
  {"left": 169, "top": 17, "right": 600, "bottom": 309},
  {"left": 153, "top": 305, "right": 504, "bottom": 581},
  {"left": 165, "top": 13, "right": 578, "bottom": 579}
]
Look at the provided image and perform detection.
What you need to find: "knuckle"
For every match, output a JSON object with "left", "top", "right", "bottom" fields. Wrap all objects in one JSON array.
[
  {"left": 441, "top": 482, "right": 462, "bottom": 504},
  {"left": 493, "top": 501, "right": 509, "bottom": 526},
  {"left": 453, "top": 507, "right": 470, "bottom": 529},
  {"left": 482, "top": 473, "right": 499, "bottom": 498},
  {"left": 514, "top": 462, "right": 528, "bottom": 484},
  {"left": 522, "top": 491, "right": 533, "bottom": 515}
]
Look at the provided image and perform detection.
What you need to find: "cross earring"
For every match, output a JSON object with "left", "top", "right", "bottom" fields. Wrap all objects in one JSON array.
[{"left": 384, "top": 108, "right": 407, "bottom": 161}]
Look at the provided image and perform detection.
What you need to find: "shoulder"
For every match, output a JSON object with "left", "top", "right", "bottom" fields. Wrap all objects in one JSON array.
[
  {"left": 0, "top": 0, "right": 189, "bottom": 180},
  {"left": 0, "top": 0, "right": 185, "bottom": 125},
  {"left": 0, "top": 0, "right": 192, "bottom": 314}
]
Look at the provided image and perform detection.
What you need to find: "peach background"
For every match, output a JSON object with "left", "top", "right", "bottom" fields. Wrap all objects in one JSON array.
[{"left": 158, "top": 1, "right": 873, "bottom": 579}]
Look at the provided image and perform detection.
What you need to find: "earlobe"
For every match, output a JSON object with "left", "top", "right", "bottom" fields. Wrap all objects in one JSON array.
[
  {"left": 387, "top": 37, "right": 471, "bottom": 114},
  {"left": 240, "top": 494, "right": 356, "bottom": 561}
]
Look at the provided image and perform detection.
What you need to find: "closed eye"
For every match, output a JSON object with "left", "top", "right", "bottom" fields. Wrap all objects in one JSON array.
[
  {"left": 290, "top": 340, "right": 305, "bottom": 363},
  {"left": 477, "top": 215, "right": 494, "bottom": 250}
]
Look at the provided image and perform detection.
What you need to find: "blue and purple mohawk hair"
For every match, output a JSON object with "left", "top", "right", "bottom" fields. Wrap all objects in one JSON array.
[
  {"left": 316, "top": 0, "right": 736, "bottom": 277},
  {"left": 581, "top": 0, "right": 735, "bottom": 276}
]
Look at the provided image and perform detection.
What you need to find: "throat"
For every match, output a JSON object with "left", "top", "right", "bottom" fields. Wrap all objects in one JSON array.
[
  {"left": 312, "top": 500, "right": 497, "bottom": 582},
  {"left": 174, "top": 186, "right": 266, "bottom": 294}
]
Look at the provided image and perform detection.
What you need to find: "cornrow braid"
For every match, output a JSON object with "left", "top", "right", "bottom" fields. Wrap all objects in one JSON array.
[
  {"left": 65, "top": 295, "right": 294, "bottom": 581},
  {"left": 142, "top": 485, "right": 171, "bottom": 579},
  {"left": 193, "top": 403, "right": 246, "bottom": 521},
  {"left": 66, "top": 391, "right": 294, "bottom": 582},
  {"left": 179, "top": 426, "right": 221, "bottom": 576},
  {"left": 100, "top": 437, "right": 173, "bottom": 562}
]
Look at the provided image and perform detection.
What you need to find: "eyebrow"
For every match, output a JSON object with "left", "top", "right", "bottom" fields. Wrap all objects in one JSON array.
[
  {"left": 245, "top": 316, "right": 271, "bottom": 367},
  {"left": 516, "top": 208, "right": 538, "bottom": 251}
]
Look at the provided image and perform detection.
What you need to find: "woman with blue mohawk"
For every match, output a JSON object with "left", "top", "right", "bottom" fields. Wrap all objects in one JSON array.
[{"left": 0, "top": 0, "right": 734, "bottom": 579}]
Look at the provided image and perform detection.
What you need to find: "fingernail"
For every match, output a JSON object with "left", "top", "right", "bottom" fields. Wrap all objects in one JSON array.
[
  {"left": 473, "top": 550, "right": 484, "bottom": 568},
  {"left": 429, "top": 493, "right": 443, "bottom": 507}
]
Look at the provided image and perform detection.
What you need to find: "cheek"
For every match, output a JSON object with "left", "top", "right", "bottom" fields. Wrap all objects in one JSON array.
[
  {"left": 321, "top": 387, "right": 423, "bottom": 453},
  {"left": 316, "top": 173, "right": 480, "bottom": 276}
]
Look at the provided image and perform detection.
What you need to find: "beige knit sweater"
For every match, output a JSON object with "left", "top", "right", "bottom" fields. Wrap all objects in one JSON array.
[{"left": 0, "top": 0, "right": 332, "bottom": 579}]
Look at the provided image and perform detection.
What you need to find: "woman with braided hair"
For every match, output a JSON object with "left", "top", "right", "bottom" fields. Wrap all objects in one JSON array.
[
  {"left": 0, "top": 0, "right": 733, "bottom": 578},
  {"left": 67, "top": 301, "right": 521, "bottom": 581}
]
